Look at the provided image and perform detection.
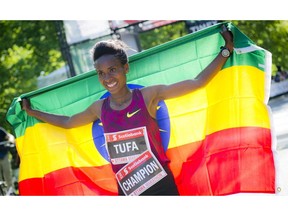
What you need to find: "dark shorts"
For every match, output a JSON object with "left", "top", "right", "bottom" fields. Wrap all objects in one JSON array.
[{"left": 117, "top": 164, "right": 179, "bottom": 196}]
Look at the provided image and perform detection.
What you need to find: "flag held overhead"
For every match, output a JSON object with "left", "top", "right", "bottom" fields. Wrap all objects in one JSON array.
[{"left": 6, "top": 22, "right": 276, "bottom": 195}]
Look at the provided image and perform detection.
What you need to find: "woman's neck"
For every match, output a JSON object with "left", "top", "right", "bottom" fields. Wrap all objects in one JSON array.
[{"left": 109, "top": 88, "right": 132, "bottom": 110}]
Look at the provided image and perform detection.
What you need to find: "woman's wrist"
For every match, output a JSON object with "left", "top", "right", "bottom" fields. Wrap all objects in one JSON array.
[
  {"left": 25, "top": 107, "right": 35, "bottom": 116},
  {"left": 225, "top": 41, "right": 234, "bottom": 52}
]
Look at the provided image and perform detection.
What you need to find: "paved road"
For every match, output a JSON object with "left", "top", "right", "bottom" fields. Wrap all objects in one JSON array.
[{"left": 268, "top": 93, "right": 288, "bottom": 147}]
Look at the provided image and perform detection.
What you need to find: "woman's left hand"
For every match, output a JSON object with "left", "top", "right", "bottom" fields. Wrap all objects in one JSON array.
[{"left": 220, "top": 25, "right": 234, "bottom": 52}]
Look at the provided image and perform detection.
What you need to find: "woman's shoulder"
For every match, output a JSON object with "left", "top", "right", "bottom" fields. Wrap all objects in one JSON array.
[
  {"left": 140, "top": 85, "right": 163, "bottom": 104},
  {"left": 93, "top": 98, "right": 106, "bottom": 108},
  {"left": 140, "top": 85, "right": 163, "bottom": 96},
  {"left": 87, "top": 98, "right": 106, "bottom": 117}
]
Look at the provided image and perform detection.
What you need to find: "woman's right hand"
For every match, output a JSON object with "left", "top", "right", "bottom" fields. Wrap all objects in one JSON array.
[{"left": 21, "top": 98, "right": 31, "bottom": 113}]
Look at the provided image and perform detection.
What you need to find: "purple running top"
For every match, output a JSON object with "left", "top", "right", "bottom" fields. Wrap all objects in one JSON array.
[{"left": 101, "top": 89, "right": 170, "bottom": 173}]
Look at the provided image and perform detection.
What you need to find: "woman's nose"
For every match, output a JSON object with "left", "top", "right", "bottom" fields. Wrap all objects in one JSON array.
[{"left": 102, "top": 72, "right": 112, "bottom": 80}]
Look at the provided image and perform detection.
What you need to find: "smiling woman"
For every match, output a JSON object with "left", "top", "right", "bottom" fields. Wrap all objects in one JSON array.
[{"left": 20, "top": 23, "right": 234, "bottom": 195}]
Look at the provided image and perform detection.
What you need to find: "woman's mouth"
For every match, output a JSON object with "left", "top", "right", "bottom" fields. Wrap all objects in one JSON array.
[{"left": 106, "top": 82, "right": 117, "bottom": 88}]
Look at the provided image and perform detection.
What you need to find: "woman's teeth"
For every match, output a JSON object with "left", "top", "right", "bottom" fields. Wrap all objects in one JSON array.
[{"left": 107, "top": 82, "right": 117, "bottom": 88}]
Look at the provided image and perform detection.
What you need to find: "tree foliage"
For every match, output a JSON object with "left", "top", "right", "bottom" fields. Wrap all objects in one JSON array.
[
  {"left": 230, "top": 20, "right": 288, "bottom": 74},
  {"left": 138, "top": 21, "right": 188, "bottom": 50},
  {"left": 0, "top": 21, "right": 65, "bottom": 131}
]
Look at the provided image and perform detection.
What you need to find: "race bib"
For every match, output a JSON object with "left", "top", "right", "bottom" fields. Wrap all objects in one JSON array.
[
  {"left": 115, "top": 150, "right": 167, "bottom": 196},
  {"left": 105, "top": 127, "right": 151, "bottom": 165}
]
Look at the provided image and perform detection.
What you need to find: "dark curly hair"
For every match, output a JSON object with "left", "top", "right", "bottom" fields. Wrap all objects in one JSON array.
[{"left": 91, "top": 39, "right": 129, "bottom": 66}]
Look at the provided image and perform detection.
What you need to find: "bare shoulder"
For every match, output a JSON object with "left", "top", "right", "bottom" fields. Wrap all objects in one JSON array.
[
  {"left": 140, "top": 85, "right": 165, "bottom": 101},
  {"left": 94, "top": 98, "right": 105, "bottom": 107},
  {"left": 141, "top": 86, "right": 157, "bottom": 101},
  {"left": 140, "top": 85, "right": 163, "bottom": 96},
  {"left": 87, "top": 98, "right": 105, "bottom": 119}
]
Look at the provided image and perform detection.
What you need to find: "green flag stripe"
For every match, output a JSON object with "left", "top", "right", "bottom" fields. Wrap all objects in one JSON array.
[{"left": 6, "top": 22, "right": 268, "bottom": 137}]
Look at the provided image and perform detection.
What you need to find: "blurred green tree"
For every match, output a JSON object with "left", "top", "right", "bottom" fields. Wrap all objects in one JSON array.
[
  {"left": 230, "top": 20, "right": 288, "bottom": 75},
  {"left": 139, "top": 21, "right": 188, "bottom": 50},
  {"left": 0, "top": 21, "right": 65, "bottom": 131}
]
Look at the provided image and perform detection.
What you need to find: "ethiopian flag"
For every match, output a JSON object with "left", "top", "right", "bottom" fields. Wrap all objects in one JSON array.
[{"left": 6, "top": 22, "right": 275, "bottom": 195}]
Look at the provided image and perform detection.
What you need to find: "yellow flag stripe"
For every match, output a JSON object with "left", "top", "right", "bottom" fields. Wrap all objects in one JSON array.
[
  {"left": 16, "top": 123, "right": 109, "bottom": 181},
  {"left": 165, "top": 65, "right": 269, "bottom": 148}
]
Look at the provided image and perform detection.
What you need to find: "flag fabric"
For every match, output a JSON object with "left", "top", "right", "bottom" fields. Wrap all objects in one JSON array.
[{"left": 6, "top": 22, "right": 276, "bottom": 195}]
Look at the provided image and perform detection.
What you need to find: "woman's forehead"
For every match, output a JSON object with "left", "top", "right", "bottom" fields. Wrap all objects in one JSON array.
[{"left": 95, "top": 55, "right": 121, "bottom": 69}]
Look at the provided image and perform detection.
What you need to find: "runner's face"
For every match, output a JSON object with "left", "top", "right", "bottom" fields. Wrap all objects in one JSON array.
[{"left": 95, "top": 55, "right": 128, "bottom": 94}]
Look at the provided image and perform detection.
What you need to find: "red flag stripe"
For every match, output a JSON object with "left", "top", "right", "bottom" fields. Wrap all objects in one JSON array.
[{"left": 166, "top": 126, "right": 274, "bottom": 195}]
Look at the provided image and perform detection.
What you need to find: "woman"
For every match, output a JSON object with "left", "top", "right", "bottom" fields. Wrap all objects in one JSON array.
[{"left": 22, "top": 24, "right": 233, "bottom": 195}]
